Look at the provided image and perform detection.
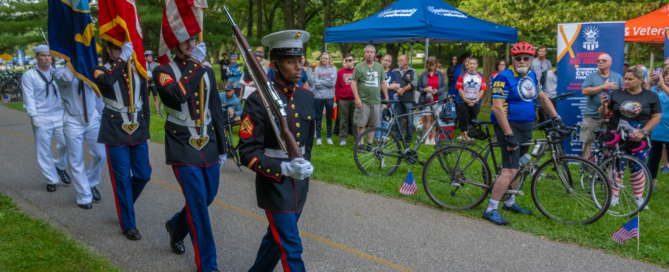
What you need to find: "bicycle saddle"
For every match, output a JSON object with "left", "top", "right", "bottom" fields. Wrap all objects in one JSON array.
[
  {"left": 221, "top": 103, "right": 235, "bottom": 108},
  {"left": 593, "top": 128, "right": 607, "bottom": 135},
  {"left": 380, "top": 100, "right": 400, "bottom": 104},
  {"left": 472, "top": 119, "right": 491, "bottom": 125}
]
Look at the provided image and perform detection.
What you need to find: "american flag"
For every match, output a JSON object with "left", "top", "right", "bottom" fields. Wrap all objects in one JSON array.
[
  {"left": 158, "top": 0, "right": 207, "bottom": 64},
  {"left": 399, "top": 170, "right": 417, "bottom": 195},
  {"left": 611, "top": 217, "right": 639, "bottom": 245}
]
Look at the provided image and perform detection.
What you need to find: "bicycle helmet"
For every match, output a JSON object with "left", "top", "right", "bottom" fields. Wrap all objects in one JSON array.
[
  {"left": 510, "top": 42, "right": 535, "bottom": 56},
  {"left": 144, "top": 50, "right": 154, "bottom": 57}
]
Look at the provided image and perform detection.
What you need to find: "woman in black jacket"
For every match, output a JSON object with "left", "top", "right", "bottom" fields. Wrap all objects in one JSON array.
[{"left": 417, "top": 56, "right": 447, "bottom": 145}]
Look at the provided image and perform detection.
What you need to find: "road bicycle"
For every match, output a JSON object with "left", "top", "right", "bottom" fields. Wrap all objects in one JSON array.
[
  {"left": 0, "top": 70, "right": 23, "bottom": 102},
  {"left": 422, "top": 122, "right": 612, "bottom": 225},
  {"left": 353, "top": 97, "right": 465, "bottom": 176},
  {"left": 584, "top": 127, "right": 652, "bottom": 217}
]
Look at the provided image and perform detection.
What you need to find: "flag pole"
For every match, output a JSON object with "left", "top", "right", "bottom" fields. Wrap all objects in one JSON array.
[
  {"left": 128, "top": 58, "right": 135, "bottom": 113},
  {"left": 637, "top": 212, "right": 640, "bottom": 253},
  {"left": 198, "top": 32, "right": 205, "bottom": 137}
]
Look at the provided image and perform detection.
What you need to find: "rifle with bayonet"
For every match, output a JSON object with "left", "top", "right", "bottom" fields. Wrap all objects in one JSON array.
[{"left": 222, "top": 6, "right": 303, "bottom": 160}]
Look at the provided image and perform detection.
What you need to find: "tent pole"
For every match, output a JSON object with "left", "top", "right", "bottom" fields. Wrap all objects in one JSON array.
[
  {"left": 410, "top": 43, "right": 414, "bottom": 68},
  {"left": 325, "top": 43, "right": 327, "bottom": 53},
  {"left": 650, "top": 52, "right": 655, "bottom": 77},
  {"left": 506, "top": 43, "right": 510, "bottom": 64},
  {"left": 425, "top": 38, "right": 430, "bottom": 67}
]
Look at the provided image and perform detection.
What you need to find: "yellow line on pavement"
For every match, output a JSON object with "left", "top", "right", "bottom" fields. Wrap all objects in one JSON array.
[{"left": 0, "top": 126, "right": 417, "bottom": 272}]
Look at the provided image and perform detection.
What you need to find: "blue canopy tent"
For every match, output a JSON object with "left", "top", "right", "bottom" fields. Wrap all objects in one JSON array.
[{"left": 324, "top": 0, "right": 518, "bottom": 64}]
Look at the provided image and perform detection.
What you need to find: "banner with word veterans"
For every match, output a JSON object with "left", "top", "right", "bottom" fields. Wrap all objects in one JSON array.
[{"left": 557, "top": 21, "right": 625, "bottom": 156}]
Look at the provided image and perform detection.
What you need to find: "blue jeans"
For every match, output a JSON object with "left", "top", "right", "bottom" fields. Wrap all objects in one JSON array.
[
  {"left": 314, "top": 98, "right": 334, "bottom": 139},
  {"left": 375, "top": 119, "right": 390, "bottom": 139},
  {"left": 393, "top": 102, "right": 414, "bottom": 140}
]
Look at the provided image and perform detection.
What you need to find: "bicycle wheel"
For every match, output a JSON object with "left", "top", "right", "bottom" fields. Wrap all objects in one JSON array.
[
  {"left": 531, "top": 156, "right": 611, "bottom": 224},
  {"left": 599, "top": 154, "right": 653, "bottom": 217},
  {"left": 422, "top": 146, "right": 492, "bottom": 209},
  {"left": 353, "top": 127, "right": 403, "bottom": 176}
]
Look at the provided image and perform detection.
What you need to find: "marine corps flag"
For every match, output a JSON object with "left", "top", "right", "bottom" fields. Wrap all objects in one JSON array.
[
  {"left": 48, "top": 0, "right": 100, "bottom": 96},
  {"left": 99, "top": 0, "right": 148, "bottom": 79},
  {"left": 158, "top": 0, "right": 207, "bottom": 64}
]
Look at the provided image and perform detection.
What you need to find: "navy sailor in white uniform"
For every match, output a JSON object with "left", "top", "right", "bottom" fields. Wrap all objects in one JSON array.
[{"left": 21, "top": 44, "right": 71, "bottom": 192}]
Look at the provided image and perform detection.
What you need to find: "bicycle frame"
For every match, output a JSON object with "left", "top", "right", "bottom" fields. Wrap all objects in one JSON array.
[{"left": 383, "top": 100, "right": 458, "bottom": 152}]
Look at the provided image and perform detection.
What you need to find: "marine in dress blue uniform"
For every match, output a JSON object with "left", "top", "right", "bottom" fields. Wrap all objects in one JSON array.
[
  {"left": 238, "top": 30, "right": 315, "bottom": 272},
  {"left": 92, "top": 42, "right": 152, "bottom": 240},
  {"left": 152, "top": 36, "right": 228, "bottom": 272}
]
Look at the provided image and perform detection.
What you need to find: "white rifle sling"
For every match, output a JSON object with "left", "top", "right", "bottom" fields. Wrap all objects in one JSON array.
[{"left": 102, "top": 63, "right": 143, "bottom": 134}]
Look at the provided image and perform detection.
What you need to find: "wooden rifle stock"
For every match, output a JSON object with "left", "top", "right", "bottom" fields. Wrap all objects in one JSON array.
[{"left": 224, "top": 6, "right": 302, "bottom": 160}]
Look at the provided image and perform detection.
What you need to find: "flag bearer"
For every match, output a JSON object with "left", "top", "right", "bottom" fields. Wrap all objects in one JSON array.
[
  {"left": 238, "top": 30, "right": 316, "bottom": 272},
  {"left": 21, "top": 44, "right": 71, "bottom": 192},
  {"left": 92, "top": 42, "right": 152, "bottom": 240},
  {"left": 153, "top": 35, "right": 228, "bottom": 272}
]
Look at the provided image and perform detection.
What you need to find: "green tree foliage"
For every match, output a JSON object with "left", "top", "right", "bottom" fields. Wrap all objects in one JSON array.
[{"left": 0, "top": 0, "right": 49, "bottom": 53}]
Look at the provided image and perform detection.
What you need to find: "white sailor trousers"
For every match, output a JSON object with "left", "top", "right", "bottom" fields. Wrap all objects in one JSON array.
[
  {"left": 31, "top": 114, "right": 68, "bottom": 185},
  {"left": 63, "top": 112, "right": 106, "bottom": 204}
]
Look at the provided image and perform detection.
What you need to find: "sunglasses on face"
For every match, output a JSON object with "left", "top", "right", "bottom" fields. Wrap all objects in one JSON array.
[
  {"left": 597, "top": 59, "right": 608, "bottom": 63},
  {"left": 344, "top": 59, "right": 354, "bottom": 62},
  {"left": 514, "top": 56, "right": 531, "bottom": 62}
]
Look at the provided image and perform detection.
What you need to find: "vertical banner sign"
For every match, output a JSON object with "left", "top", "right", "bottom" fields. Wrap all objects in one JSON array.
[
  {"left": 665, "top": 27, "right": 669, "bottom": 61},
  {"left": 17, "top": 50, "right": 23, "bottom": 66},
  {"left": 557, "top": 22, "right": 625, "bottom": 156}
]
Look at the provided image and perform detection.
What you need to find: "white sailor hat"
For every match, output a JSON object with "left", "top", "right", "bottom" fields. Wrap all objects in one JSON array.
[
  {"left": 262, "top": 30, "right": 310, "bottom": 57},
  {"left": 32, "top": 45, "right": 50, "bottom": 54}
]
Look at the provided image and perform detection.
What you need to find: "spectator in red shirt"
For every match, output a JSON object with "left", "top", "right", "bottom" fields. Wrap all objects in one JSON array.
[
  {"left": 417, "top": 56, "right": 447, "bottom": 145},
  {"left": 335, "top": 53, "right": 357, "bottom": 145}
]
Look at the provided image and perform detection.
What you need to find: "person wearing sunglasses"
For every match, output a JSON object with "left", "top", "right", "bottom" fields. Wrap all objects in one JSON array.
[
  {"left": 485, "top": 42, "right": 560, "bottom": 225},
  {"left": 335, "top": 53, "right": 358, "bottom": 144},
  {"left": 581, "top": 53, "right": 624, "bottom": 161}
]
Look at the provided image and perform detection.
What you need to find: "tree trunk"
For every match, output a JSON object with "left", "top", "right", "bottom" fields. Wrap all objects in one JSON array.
[
  {"left": 284, "top": 0, "right": 294, "bottom": 29},
  {"left": 296, "top": 0, "right": 306, "bottom": 30},
  {"left": 256, "top": 0, "right": 262, "bottom": 40},
  {"left": 338, "top": 43, "right": 354, "bottom": 57},
  {"left": 322, "top": 0, "right": 331, "bottom": 52},
  {"left": 385, "top": 44, "right": 399, "bottom": 70},
  {"left": 247, "top": 0, "right": 253, "bottom": 37},
  {"left": 482, "top": 44, "right": 498, "bottom": 105},
  {"left": 265, "top": 0, "right": 280, "bottom": 34}
]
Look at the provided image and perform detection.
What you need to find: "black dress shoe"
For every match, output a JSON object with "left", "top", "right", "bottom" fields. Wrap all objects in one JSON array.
[
  {"left": 78, "top": 203, "right": 92, "bottom": 209},
  {"left": 123, "top": 228, "right": 142, "bottom": 240},
  {"left": 91, "top": 186, "right": 101, "bottom": 202},
  {"left": 165, "top": 221, "right": 185, "bottom": 254},
  {"left": 56, "top": 168, "right": 72, "bottom": 184},
  {"left": 46, "top": 184, "right": 57, "bottom": 192}
]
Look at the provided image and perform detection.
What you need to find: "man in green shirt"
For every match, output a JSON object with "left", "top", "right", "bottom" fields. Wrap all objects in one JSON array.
[{"left": 352, "top": 45, "right": 389, "bottom": 147}]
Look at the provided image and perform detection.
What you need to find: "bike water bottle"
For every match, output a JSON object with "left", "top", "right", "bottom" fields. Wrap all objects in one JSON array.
[{"left": 519, "top": 154, "right": 531, "bottom": 167}]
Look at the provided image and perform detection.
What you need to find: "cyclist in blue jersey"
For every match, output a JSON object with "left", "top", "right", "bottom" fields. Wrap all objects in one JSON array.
[{"left": 484, "top": 42, "right": 562, "bottom": 225}]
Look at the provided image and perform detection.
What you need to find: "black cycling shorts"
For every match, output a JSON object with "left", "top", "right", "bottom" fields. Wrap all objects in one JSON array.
[
  {"left": 494, "top": 122, "right": 533, "bottom": 169},
  {"left": 149, "top": 85, "right": 158, "bottom": 96}
]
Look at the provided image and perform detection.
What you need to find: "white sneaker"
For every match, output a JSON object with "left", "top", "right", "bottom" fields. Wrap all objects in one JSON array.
[
  {"left": 326, "top": 138, "right": 333, "bottom": 145},
  {"left": 611, "top": 195, "right": 619, "bottom": 206},
  {"left": 457, "top": 135, "right": 463, "bottom": 140},
  {"left": 340, "top": 140, "right": 347, "bottom": 146},
  {"left": 635, "top": 198, "right": 649, "bottom": 210},
  {"left": 316, "top": 138, "right": 322, "bottom": 145}
]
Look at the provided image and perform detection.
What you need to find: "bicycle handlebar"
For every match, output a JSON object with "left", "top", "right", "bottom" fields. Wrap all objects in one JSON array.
[
  {"left": 632, "top": 141, "right": 646, "bottom": 153},
  {"left": 409, "top": 97, "right": 450, "bottom": 111},
  {"left": 605, "top": 130, "right": 621, "bottom": 146},
  {"left": 606, "top": 127, "right": 650, "bottom": 151},
  {"left": 544, "top": 125, "right": 577, "bottom": 144},
  {"left": 556, "top": 92, "right": 576, "bottom": 100}
]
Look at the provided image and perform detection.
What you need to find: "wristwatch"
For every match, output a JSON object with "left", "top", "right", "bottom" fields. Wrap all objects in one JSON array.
[{"left": 640, "top": 129, "right": 647, "bottom": 134}]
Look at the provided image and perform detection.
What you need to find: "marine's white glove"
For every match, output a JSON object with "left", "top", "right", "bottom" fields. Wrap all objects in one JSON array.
[
  {"left": 191, "top": 43, "right": 207, "bottom": 63},
  {"left": 280, "top": 158, "right": 314, "bottom": 180},
  {"left": 219, "top": 154, "right": 227, "bottom": 168},
  {"left": 31, "top": 117, "right": 39, "bottom": 128},
  {"left": 119, "top": 42, "right": 134, "bottom": 62}
]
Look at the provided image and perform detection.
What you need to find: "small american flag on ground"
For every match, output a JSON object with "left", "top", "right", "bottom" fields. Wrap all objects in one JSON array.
[
  {"left": 399, "top": 170, "right": 417, "bottom": 195},
  {"left": 611, "top": 217, "right": 639, "bottom": 245},
  {"left": 2, "top": 95, "right": 9, "bottom": 103}
]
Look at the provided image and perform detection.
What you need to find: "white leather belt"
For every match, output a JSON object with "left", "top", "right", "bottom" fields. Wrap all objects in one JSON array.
[
  {"left": 166, "top": 111, "right": 211, "bottom": 127},
  {"left": 104, "top": 97, "right": 143, "bottom": 113},
  {"left": 263, "top": 147, "right": 305, "bottom": 159}
]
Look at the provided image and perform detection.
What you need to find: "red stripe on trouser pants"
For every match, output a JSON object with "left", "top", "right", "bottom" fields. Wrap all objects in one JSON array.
[
  {"left": 105, "top": 146, "right": 124, "bottom": 230},
  {"left": 174, "top": 167, "right": 202, "bottom": 272},
  {"left": 267, "top": 211, "right": 291, "bottom": 272}
]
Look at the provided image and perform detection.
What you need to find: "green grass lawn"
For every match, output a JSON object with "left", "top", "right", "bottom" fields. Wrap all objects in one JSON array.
[
  {"left": 4, "top": 80, "right": 668, "bottom": 267},
  {"left": 0, "top": 192, "right": 120, "bottom": 271}
]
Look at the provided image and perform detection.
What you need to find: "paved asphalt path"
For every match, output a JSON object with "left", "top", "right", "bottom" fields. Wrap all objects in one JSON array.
[{"left": 0, "top": 105, "right": 665, "bottom": 272}]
